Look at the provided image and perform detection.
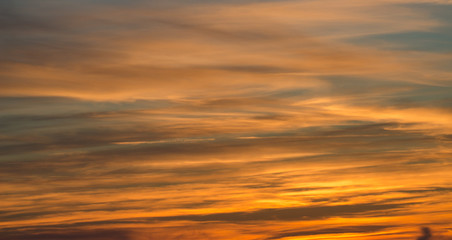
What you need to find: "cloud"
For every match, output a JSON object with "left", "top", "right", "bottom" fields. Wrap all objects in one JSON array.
[
  {"left": 1, "top": 0, "right": 451, "bottom": 100},
  {"left": 151, "top": 202, "right": 407, "bottom": 222},
  {"left": 266, "top": 225, "right": 392, "bottom": 239},
  {"left": 0, "top": 228, "right": 132, "bottom": 240},
  {"left": 1, "top": 1, "right": 452, "bottom": 240}
]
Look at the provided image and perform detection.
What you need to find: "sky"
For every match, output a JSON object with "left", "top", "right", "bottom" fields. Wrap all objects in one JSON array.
[{"left": 1, "top": 0, "right": 452, "bottom": 239}]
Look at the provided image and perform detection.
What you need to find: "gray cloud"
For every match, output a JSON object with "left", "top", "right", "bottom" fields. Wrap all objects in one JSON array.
[
  {"left": 0, "top": 228, "right": 132, "bottom": 240},
  {"left": 266, "top": 225, "right": 392, "bottom": 240},
  {"left": 152, "top": 203, "right": 407, "bottom": 222}
]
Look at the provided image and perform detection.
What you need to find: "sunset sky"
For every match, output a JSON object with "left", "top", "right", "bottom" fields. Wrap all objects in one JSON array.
[{"left": 1, "top": 0, "right": 452, "bottom": 239}]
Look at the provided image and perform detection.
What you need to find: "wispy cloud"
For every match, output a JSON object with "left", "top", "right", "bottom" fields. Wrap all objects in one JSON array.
[{"left": 1, "top": 0, "right": 452, "bottom": 239}]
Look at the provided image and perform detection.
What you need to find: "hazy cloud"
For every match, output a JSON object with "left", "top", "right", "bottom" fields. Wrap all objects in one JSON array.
[{"left": 1, "top": 0, "right": 452, "bottom": 239}]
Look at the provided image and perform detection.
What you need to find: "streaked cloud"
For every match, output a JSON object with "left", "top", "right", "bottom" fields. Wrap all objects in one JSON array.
[{"left": 1, "top": 0, "right": 452, "bottom": 239}]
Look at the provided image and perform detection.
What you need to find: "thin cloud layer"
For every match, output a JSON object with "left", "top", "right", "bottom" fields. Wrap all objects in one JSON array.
[{"left": 1, "top": 0, "right": 452, "bottom": 240}]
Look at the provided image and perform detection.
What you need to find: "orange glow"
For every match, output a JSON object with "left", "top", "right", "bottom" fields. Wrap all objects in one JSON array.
[{"left": 1, "top": 0, "right": 452, "bottom": 239}]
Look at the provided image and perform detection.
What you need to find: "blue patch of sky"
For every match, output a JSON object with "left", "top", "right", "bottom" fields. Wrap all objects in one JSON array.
[
  {"left": 385, "top": 86, "right": 452, "bottom": 108},
  {"left": 345, "top": 4, "right": 452, "bottom": 52},
  {"left": 323, "top": 75, "right": 417, "bottom": 92}
]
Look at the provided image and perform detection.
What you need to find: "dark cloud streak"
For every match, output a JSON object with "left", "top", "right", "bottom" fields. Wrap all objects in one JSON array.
[{"left": 152, "top": 203, "right": 407, "bottom": 222}]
